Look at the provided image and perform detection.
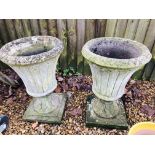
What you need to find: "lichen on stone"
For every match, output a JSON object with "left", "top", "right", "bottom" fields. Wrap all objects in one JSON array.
[
  {"left": 82, "top": 37, "right": 152, "bottom": 69},
  {"left": 0, "top": 36, "right": 64, "bottom": 66}
]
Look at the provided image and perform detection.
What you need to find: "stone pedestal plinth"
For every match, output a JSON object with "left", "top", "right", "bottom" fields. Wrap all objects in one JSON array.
[
  {"left": 86, "top": 95, "right": 128, "bottom": 129},
  {"left": 23, "top": 93, "right": 67, "bottom": 123}
]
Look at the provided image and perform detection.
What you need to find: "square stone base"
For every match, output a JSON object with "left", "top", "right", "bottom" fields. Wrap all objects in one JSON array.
[
  {"left": 86, "top": 95, "right": 128, "bottom": 130},
  {"left": 23, "top": 93, "right": 67, "bottom": 124}
]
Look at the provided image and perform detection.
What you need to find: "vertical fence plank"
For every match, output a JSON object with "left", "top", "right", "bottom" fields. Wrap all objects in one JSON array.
[
  {"left": 38, "top": 19, "right": 48, "bottom": 35},
  {"left": 5, "top": 19, "right": 17, "bottom": 41},
  {"left": 77, "top": 19, "right": 85, "bottom": 73},
  {"left": 57, "top": 19, "right": 68, "bottom": 69},
  {"left": 0, "top": 38, "right": 5, "bottom": 68},
  {"left": 21, "top": 19, "right": 32, "bottom": 36},
  {"left": 132, "top": 19, "right": 150, "bottom": 80},
  {"left": 95, "top": 19, "right": 107, "bottom": 37},
  {"left": 142, "top": 20, "right": 155, "bottom": 80},
  {"left": 84, "top": 19, "right": 96, "bottom": 74},
  {"left": 47, "top": 19, "right": 57, "bottom": 37},
  {"left": 151, "top": 41, "right": 155, "bottom": 57},
  {"left": 0, "top": 20, "right": 10, "bottom": 68},
  {"left": 0, "top": 39, "right": 2, "bottom": 46},
  {"left": 13, "top": 19, "right": 25, "bottom": 38},
  {"left": 134, "top": 19, "right": 150, "bottom": 43},
  {"left": 67, "top": 19, "right": 77, "bottom": 70},
  {"left": 0, "top": 40, "right": 6, "bottom": 67},
  {"left": 143, "top": 19, "right": 155, "bottom": 50},
  {"left": 85, "top": 19, "right": 96, "bottom": 40},
  {"left": 105, "top": 19, "right": 117, "bottom": 37},
  {"left": 0, "top": 19, "right": 9, "bottom": 43},
  {"left": 0, "top": 40, "right": 4, "bottom": 64},
  {"left": 30, "top": 19, "right": 39, "bottom": 35},
  {"left": 114, "top": 19, "right": 128, "bottom": 37},
  {"left": 124, "top": 19, "right": 139, "bottom": 39}
]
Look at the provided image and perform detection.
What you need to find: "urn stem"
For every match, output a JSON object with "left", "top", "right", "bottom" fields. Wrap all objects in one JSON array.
[{"left": 92, "top": 98, "right": 120, "bottom": 118}]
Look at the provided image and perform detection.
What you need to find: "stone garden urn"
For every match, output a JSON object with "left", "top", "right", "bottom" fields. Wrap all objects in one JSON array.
[
  {"left": 0, "top": 36, "right": 67, "bottom": 123},
  {"left": 82, "top": 37, "right": 152, "bottom": 129}
]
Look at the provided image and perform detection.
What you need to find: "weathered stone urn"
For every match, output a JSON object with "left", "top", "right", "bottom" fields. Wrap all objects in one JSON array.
[
  {"left": 0, "top": 36, "right": 67, "bottom": 123},
  {"left": 82, "top": 37, "right": 152, "bottom": 129}
]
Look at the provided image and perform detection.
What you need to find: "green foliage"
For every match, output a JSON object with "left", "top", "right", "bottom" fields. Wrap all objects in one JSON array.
[{"left": 56, "top": 65, "right": 81, "bottom": 77}]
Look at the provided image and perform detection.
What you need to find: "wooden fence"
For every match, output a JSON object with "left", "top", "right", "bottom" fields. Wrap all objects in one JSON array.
[{"left": 0, "top": 19, "right": 155, "bottom": 80}]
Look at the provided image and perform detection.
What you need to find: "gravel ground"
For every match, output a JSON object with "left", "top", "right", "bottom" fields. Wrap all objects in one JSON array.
[{"left": 0, "top": 69, "right": 155, "bottom": 135}]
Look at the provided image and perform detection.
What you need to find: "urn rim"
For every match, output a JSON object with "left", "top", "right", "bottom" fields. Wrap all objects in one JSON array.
[
  {"left": 0, "top": 36, "right": 64, "bottom": 65},
  {"left": 82, "top": 37, "right": 152, "bottom": 69}
]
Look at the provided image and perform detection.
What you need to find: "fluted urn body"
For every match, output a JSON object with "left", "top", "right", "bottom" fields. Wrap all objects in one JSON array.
[
  {"left": 0, "top": 36, "right": 67, "bottom": 123},
  {"left": 82, "top": 37, "right": 152, "bottom": 129}
]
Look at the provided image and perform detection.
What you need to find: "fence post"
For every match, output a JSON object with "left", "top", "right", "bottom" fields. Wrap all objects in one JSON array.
[
  {"left": 77, "top": 19, "right": 85, "bottom": 74},
  {"left": 84, "top": 19, "right": 96, "bottom": 74},
  {"left": 57, "top": 19, "right": 68, "bottom": 69},
  {"left": 5, "top": 19, "right": 16, "bottom": 41}
]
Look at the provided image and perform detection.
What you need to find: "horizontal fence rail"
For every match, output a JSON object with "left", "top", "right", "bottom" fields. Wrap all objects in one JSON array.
[{"left": 0, "top": 19, "right": 155, "bottom": 80}]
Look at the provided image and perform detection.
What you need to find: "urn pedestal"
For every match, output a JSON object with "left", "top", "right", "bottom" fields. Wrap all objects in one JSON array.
[
  {"left": 0, "top": 36, "right": 67, "bottom": 123},
  {"left": 82, "top": 37, "right": 152, "bottom": 129}
]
